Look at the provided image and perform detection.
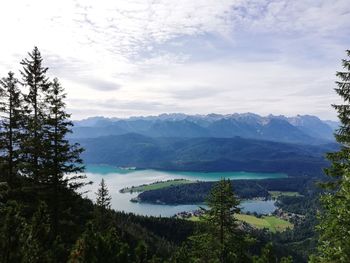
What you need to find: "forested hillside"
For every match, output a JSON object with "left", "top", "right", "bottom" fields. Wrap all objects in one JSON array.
[{"left": 77, "top": 134, "right": 336, "bottom": 176}]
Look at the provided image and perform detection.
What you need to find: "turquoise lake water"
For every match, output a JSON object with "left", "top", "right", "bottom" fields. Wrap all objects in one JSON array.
[
  {"left": 82, "top": 164, "right": 286, "bottom": 217},
  {"left": 85, "top": 164, "right": 287, "bottom": 181}
]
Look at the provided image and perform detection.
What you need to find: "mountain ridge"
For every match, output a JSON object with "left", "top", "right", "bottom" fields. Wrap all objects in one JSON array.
[{"left": 71, "top": 113, "right": 338, "bottom": 144}]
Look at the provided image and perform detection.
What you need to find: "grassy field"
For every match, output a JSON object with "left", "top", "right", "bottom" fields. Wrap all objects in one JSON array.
[
  {"left": 188, "top": 214, "right": 293, "bottom": 232},
  {"left": 269, "top": 191, "right": 302, "bottom": 199},
  {"left": 188, "top": 216, "right": 201, "bottom": 222},
  {"left": 235, "top": 214, "right": 293, "bottom": 232},
  {"left": 119, "top": 179, "right": 195, "bottom": 193}
]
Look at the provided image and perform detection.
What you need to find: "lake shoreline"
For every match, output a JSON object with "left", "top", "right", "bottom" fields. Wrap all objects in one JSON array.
[
  {"left": 85, "top": 164, "right": 288, "bottom": 181},
  {"left": 83, "top": 164, "right": 289, "bottom": 217}
]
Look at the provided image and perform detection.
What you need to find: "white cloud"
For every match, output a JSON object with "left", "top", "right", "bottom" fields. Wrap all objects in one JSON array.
[{"left": 0, "top": 0, "right": 349, "bottom": 120}]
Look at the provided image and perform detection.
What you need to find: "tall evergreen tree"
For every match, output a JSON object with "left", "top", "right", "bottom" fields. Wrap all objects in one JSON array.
[
  {"left": 312, "top": 50, "right": 350, "bottom": 262},
  {"left": 186, "top": 179, "right": 246, "bottom": 263},
  {"left": 324, "top": 49, "right": 350, "bottom": 187},
  {"left": 204, "top": 179, "right": 241, "bottom": 263},
  {"left": 96, "top": 178, "right": 111, "bottom": 210},
  {"left": 42, "top": 78, "right": 86, "bottom": 235},
  {"left": 0, "top": 72, "right": 24, "bottom": 186},
  {"left": 20, "top": 46, "right": 50, "bottom": 182},
  {"left": 94, "top": 178, "right": 112, "bottom": 231}
]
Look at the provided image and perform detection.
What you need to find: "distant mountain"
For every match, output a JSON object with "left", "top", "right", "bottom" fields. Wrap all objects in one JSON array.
[
  {"left": 71, "top": 113, "right": 337, "bottom": 144},
  {"left": 276, "top": 115, "right": 336, "bottom": 141},
  {"left": 323, "top": 120, "right": 339, "bottom": 131},
  {"left": 76, "top": 134, "right": 338, "bottom": 177}
]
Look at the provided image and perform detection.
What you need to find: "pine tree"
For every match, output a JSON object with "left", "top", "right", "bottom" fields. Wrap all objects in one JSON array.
[
  {"left": 94, "top": 178, "right": 112, "bottom": 231},
  {"left": 20, "top": 47, "right": 50, "bottom": 182},
  {"left": 20, "top": 48, "right": 88, "bottom": 236},
  {"left": 205, "top": 179, "right": 241, "bottom": 263},
  {"left": 42, "top": 78, "right": 86, "bottom": 188},
  {"left": 186, "top": 179, "right": 245, "bottom": 263},
  {"left": 324, "top": 49, "right": 350, "bottom": 187},
  {"left": 41, "top": 78, "right": 86, "bottom": 235},
  {"left": 96, "top": 178, "right": 111, "bottom": 209},
  {"left": 0, "top": 72, "right": 24, "bottom": 187},
  {"left": 312, "top": 50, "right": 350, "bottom": 262}
]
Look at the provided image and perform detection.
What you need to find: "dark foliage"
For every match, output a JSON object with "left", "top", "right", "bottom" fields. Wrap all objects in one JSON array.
[
  {"left": 311, "top": 50, "right": 350, "bottom": 262},
  {"left": 138, "top": 177, "right": 313, "bottom": 204},
  {"left": 0, "top": 72, "right": 24, "bottom": 187}
]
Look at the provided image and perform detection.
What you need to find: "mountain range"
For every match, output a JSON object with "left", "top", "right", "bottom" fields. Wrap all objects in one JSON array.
[
  {"left": 71, "top": 113, "right": 339, "bottom": 176},
  {"left": 72, "top": 113, "right": 338, "bottom": 144}
]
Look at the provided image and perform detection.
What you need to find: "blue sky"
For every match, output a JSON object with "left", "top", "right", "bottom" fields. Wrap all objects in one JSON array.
[{"left": 0, "top": 0, "right": 349, "bottom": 120}]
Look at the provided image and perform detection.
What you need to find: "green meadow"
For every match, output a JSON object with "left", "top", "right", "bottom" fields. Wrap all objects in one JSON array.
[
  {"left": 189, "top": 214, "right": 293, "bottom": 233},
  {"left": 235, "top": 214, "right": 293, "bottom": 232}
]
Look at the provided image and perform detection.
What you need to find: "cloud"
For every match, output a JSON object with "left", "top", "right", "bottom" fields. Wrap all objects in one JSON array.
[
  {"left": 230, "top": 0, "right": 350, "bottom": 34},
  {"left": 67, "top": 98, "right": 181, "bottom": 114},
  {"left": 166, "top": 86, "right": 224, "bottom": 100},
  {"left": 0, "top": 0, "right": 349, "bottom": 120},
  {"left": 80, "top": 78, "right": 122, "bottom": 91}
]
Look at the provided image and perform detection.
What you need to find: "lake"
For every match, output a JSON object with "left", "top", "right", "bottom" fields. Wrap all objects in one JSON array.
[{"left": 82, "top": 165, "right": 286, "bottom": 217}]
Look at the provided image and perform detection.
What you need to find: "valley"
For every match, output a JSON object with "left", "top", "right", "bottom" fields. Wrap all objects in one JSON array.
[
  {"left": 81, "top": 164, "right": 305, "bottom": 234},
  {"left": 73, "top": 114, "right": 332, "bottom": 237}
]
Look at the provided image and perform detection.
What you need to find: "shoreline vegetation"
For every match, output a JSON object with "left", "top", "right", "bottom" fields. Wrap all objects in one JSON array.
[
  {"left": 119, "top": 179, "right": 196, "bottom": 193},
  {"left": 132, "top": 178, "right": 307, "bottom": 205},
  {"left": 269, "top": 191, "right": 302, "bottom": 199},
  {"left": 119, "top": 166, "right": 137, "bottom": 170},
  {"left": 129, "top": 195, "right": 270, "bottom": 205}
]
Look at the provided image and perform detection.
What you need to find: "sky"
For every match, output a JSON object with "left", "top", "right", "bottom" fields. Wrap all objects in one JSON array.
[{"left": 0, "top": 0, "right": 349, "bottom": 120}]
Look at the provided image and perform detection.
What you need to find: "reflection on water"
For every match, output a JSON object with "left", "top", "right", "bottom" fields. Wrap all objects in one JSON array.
[{"left": 81, "top": 165, "right": 279, "bottom": 217}]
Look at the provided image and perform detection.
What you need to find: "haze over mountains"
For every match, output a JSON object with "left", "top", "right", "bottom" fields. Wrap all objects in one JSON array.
[
  {"left": 72, "top": 113, "right": 339, "bottom": 176},
  {"left": 72, "top": 113, "right": 337, "bottom": 145}
]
